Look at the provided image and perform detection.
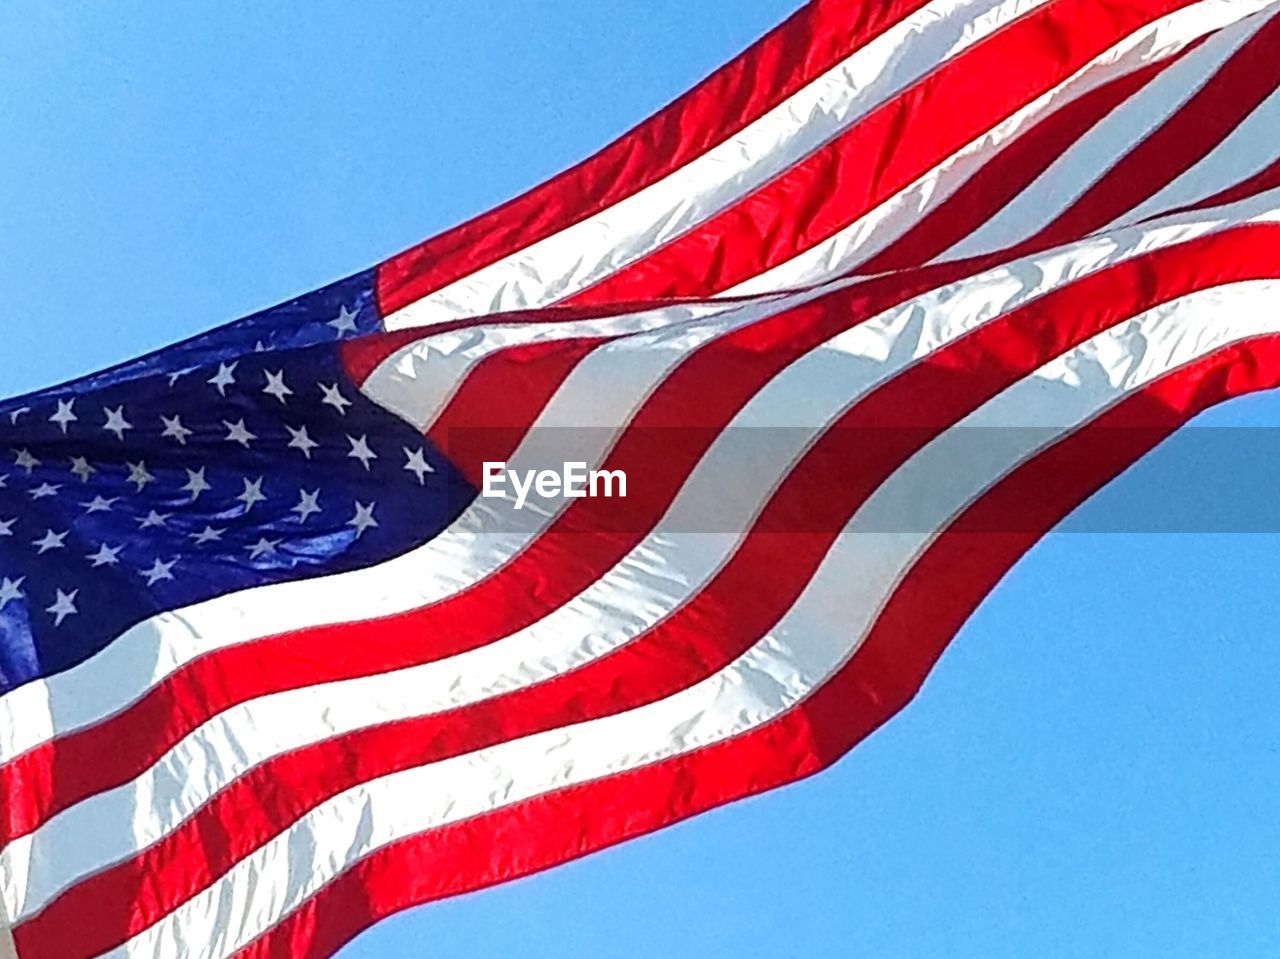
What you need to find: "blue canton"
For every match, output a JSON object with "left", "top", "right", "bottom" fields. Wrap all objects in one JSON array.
[{"left": 0, "top": 274, "right": 476, "bottom": 692}]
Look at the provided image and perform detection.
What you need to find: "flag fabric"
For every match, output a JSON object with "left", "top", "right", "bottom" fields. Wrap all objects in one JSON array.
[{"left": 5, "top": 0, "right": 1280, "bottom": 956}]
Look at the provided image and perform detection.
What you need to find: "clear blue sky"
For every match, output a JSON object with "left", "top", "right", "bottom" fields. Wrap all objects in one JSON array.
[{"left": 3, "top": 2, "right": 1280, "bottom": 956}]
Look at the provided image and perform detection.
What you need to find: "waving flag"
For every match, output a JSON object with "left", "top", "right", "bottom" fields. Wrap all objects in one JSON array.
[{"left": 5, "top": 0, "right": 1280, "bottom": 956}]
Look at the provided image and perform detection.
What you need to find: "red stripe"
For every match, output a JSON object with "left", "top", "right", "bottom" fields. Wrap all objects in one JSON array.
[
  {"left": 21, "top": 226, "right": 1280, "bottom": 958},
  {"left": 373, "top": 0, "right": 933, "bottom": 315},
  {"left": 224, "top": 333, "right": 1280, "bottom": 959},
  {"left": 426, "top": 337, "right": 605, "bottom": 486},
  {"left": 1025, "top": 11, "right": 1280, "bottom": 248},
  {"left": 564, "top": 0, "right": 1196, "bottom": 306},
  {"left": 340, "top": 327, "right": 442, "bottom": 386},
  {"left": 856, "top": 51, "right": 1184, "bottom": 273}
]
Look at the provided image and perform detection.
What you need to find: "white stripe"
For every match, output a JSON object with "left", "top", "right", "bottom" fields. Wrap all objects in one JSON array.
[
  {"left": 939, "top": 5, "right": 1276, "bottom": 262},
  {"left": 382, "top": 0, "right": 1055, "bottom": 329},
  {"left": 8, "top": 198, "right": 1280, "bottom": 923},
  {"left": 103, "top": 278, "right": 1280, "bottom": 959},
  {"left": 725, "top": 0, "right": 1278, "bottom": 296},
  {"left": 1110, "top": 82, "right": 1280, "bottom": 223},
  {"left": 364, "top": 298, "right": 770, "bottom": 432}
]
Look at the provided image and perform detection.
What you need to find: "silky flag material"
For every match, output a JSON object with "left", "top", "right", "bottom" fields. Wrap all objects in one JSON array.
[{"left": 6, "top": 0, "right": 1280, "bottom": 955}]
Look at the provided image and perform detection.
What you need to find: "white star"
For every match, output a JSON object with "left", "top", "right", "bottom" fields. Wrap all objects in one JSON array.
[
  {"left": 181, "top": 467, "right": 211, "bottom": 500},
  {"left": 46, "top": 588, "right": 78, "bottom": 626},
  {"left": 285, "top": 424, "right": 319, "bottom": 459},
  {"left": 320, "top": 383, "right": 353, "bottom": 416},
  {"left": 0, "top": 517, "right": 14, "bottom": 537},
  {"left": 33, "top": 529, "right": 68, "bottom": 554},
  {"left": 137, "top": 510, "right": 171, "bottom": 529},
  {"left": 82, "top": 495, "right": 118, "bottom": 514},
  {"left": 13, "top": 448, "right": 39, "bottom": 473},
  {"left": 160, "top": 414, "right": 194, "bottom": 445},
  {"left": 167, "top": 367, "right": 195, "bottom": 387},
  {"left": 262, "top": 370, "right": 294, "bottom": 404},
  {"left": 223, "top": 419, "right": 257, "bottom": 448},
  {"left": 141, "top": 558, "right": 177, "bottom": 586},
  {"left": 403, "top": 447, "right": 435, "bottom": 485},
  {"left": 347, "top": 501, "right": 378, "bottom": 538},
  {"left": 328, "top": 304, "right": 359, "bottom": 335},
  {"left": 291, "top": 488, "right": 322, "bottom": 522},
  {"left": 8, "top": 407, "right": 29, "bottom": 425},
  {"left": 126, "top": 460, "right": 155, "bottom": 491},
  {"left": 246, "top": 537, "right": 282, "bottom": 560},
  {"left": 0, "top": 576, "right": 24, "bottom": 611},
  {"left": 254, "top": 340, "right": 267, "bottom": 353},
  {"left": 29, "top": 482, "right": 61, "bottom": 500},
  {"left": 346, "top": 434, "right": 377, "bottom": 471},
  {"left": 237, "top": 476, "right": 266, "bottom": 512},
  {"left": 49, "top": 399, "right": 77, "bottom": 433},
  {"left": 69, "top": 456, "right": 96, "bottom": 482},
  {"left": 102, "top": 405, "right": 133, "bottom": 441},
  {"left": 190, "top": 525, "right": 226, "bottom": 545},
  {"left": 87, "top": 543, "right": 123, "bottom": 568},
  {"left": 0, "top": 474, "right": 6, "bottom": 488},
  {"left": 208, "top": 361, "right": 238, "bottom": 396}
]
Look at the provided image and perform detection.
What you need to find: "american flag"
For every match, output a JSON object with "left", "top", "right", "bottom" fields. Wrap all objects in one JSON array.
[{"left": 5, "top": 0, "right": 1280, "bottom": 955}]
